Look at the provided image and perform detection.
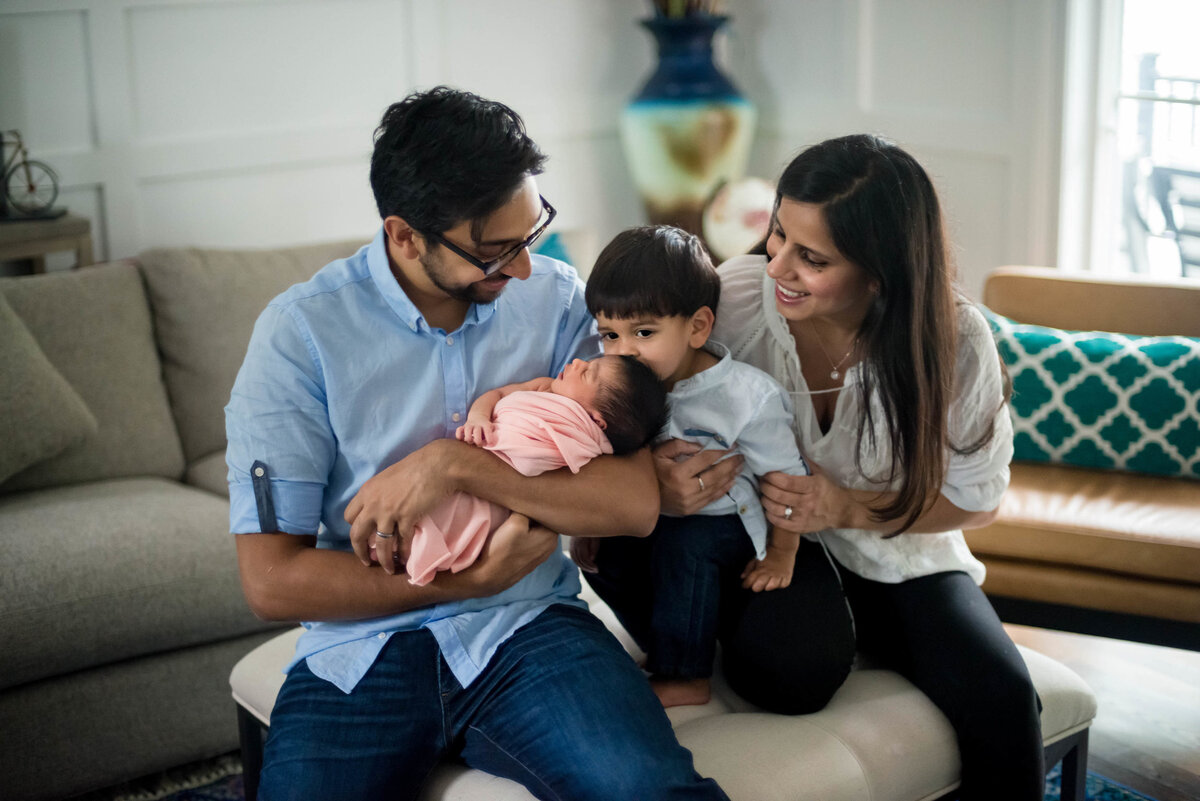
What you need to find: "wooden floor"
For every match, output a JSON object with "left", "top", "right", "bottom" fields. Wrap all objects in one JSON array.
[{"left": 1007, "top": 624, "right": 1200, "bottom": 801}]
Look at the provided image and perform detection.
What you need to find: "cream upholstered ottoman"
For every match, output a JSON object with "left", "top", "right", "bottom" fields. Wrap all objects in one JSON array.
[{"left": 230, "top": 585, "right": 1097, "bottom": 801}]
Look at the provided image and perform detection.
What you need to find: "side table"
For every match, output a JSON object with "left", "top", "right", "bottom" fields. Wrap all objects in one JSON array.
[{"left": 0, "top": 214, "right": 94, "bottom": 272}]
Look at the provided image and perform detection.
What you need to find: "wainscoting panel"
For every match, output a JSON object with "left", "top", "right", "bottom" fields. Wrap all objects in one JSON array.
[
  {"left": 126, "top": 1, "right": 408, "bottom": 142},
  {"left": 138, "top": 160, "right": 373, "bottom": 251},
  {"left": 0, "top": 9, "right": 93, "bottom": 151},
  {"left": 740, "top": 0, "right": 1064, "bottom": 299},
  {"left": 0, "top": 0, "right": 1062, "bottom": 286}
]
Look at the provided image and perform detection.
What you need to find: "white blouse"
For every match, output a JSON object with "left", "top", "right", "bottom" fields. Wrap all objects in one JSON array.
[{"left": 711, "top": 255, "right": 1014, "bottom": 584}]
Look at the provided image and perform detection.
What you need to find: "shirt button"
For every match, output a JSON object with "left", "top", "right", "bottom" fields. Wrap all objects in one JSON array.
[
  {"left": 452, "top": 413, "right": 461, "bottom": 422},
  {"left": 446, "top": 336, "right": 455, "bottom": 345},
  {"left": 253, "top": 466, "right": 265, "bottom": 478},
  {"left": 739, "top": 505, "right": 748, "bottom": 514},
  {"left": 377, "top": 633, "right": 386, "bottom": 640}
]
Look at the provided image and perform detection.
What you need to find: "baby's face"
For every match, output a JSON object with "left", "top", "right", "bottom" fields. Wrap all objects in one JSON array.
[
  {"left": 595, "top": 313, "right": 697, "bottom": 387},
  {"left": 550, "top": 355, "right": 622, "bottom": 417}
]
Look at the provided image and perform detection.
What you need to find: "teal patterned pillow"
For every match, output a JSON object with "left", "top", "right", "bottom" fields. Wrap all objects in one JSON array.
[{"left": 983, "top": 308, "right": 1200, "bottom": 479}]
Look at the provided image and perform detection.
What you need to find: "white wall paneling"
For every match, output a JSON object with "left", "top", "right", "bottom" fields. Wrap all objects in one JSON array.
[
  {"left": 0, "top": 0, "right": 416, "bottom": 264},
  {"left": 1, "top": 0, "right": 1065, "bottom": 290},
  {"left": 735, "top": 0, "right": 1067, "bottom": 299}
]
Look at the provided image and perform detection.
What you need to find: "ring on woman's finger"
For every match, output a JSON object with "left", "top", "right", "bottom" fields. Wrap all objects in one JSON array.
[
  {"left": 697, "top": 476, "right": 706, "bottom": 492},
  {"left": 784, "top": 507, "right": 793, "bottom": 520},
  {"left": 375, "top": 531, "right": 395, "bottom": 540}
]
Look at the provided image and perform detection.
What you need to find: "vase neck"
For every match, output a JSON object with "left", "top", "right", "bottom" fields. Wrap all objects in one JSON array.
[{"left": 635, "top": 16, "right": 742, "bottom": 102}]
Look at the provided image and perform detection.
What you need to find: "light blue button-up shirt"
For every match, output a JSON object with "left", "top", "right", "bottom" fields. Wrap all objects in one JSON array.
[
  {"left": 226, "top": 229, "right": 598, "bottom": 692},
  {"left": 659, "top": 343, "right": 809, "bottom": 559}
]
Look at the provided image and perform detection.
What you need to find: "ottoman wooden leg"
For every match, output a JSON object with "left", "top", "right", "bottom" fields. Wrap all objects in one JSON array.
[
  {"left": 237, "top": 703, "right": 265, "bottom": 801},
  {"left": 1059, "top": 729, "right": 1088, "bottom": 801},
  {"left": 1044, "top": 728, "right": 1089, "bottom": 801}
]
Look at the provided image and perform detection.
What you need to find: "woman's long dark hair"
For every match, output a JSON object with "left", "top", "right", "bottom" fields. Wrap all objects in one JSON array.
[{"left": 776, "top": 134, "right": 1000, "bottom": 535}]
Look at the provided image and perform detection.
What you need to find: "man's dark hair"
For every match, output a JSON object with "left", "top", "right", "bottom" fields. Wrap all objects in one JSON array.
[
  {"left": 594, "top": 355, "right": 669, "bottom": 455},
  {"left": 586, "top": 226, "right": 720, "bottom": 320},
  {"left": 369, "top": 86, "right": 547, "bottom": 239}
]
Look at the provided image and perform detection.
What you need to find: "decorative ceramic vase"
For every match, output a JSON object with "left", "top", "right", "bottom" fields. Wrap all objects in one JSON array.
[{"left": 621, "top": 15, "right": 756, "bottom": 237}]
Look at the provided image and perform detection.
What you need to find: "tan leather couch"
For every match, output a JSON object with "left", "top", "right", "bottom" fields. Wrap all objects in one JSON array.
[{"left": 967, "top": 266, "right": 1200, "bottom": 649}]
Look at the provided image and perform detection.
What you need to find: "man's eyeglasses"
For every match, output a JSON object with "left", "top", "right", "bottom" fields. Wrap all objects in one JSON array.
[{"left": 422, "top": 196, "right": 557, "bottom": 277}]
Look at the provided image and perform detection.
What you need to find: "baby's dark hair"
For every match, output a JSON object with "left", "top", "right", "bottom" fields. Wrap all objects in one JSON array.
[
  {"left": 586, "top": 226, "right": 720, "bottom": 320},
  {"left": 594, "top": 355, "right": 669, "bottom": 454}
]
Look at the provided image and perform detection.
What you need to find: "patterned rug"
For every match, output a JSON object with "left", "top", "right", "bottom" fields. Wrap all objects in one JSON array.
[
  {"left": 80, "top": 753, "right": 1159, "bottom": 801},
  {"left": 1043, "top": 763, "right": 1160, "bottom": 801}
]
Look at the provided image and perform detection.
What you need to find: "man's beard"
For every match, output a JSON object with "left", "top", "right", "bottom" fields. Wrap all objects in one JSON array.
[{"left": 419, "top": 250, "right": 507, "bottom": 304}]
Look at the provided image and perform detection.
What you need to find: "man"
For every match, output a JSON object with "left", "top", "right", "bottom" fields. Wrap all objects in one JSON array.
[{"left": 226, "top": 87, "right": 728, "bottom": 801}]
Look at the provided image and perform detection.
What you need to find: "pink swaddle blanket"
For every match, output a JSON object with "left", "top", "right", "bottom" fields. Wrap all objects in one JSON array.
[{"left": 404, "top": 390, "right": 613, "bottom": 586}]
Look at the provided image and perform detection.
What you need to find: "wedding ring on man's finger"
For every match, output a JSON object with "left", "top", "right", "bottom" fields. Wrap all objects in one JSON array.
[
  {"left": 698, "top": 476, "right": 706, "bottom": 492},
  {"left": 375, "top": 531, "right": 395, "bottom": 540},
  {"left": 784, "top": 507, "right": 793, "bottom": 520}
]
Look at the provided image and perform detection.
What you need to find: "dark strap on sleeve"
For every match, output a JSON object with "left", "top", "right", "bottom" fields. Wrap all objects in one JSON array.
[{"left": 251, "top": 460, "right": 279, "bottom": 533}]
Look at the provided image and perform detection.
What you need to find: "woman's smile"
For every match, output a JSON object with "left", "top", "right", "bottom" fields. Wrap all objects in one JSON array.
[{"left": 775, "top": 284, "right": 811, "bottom": 305}]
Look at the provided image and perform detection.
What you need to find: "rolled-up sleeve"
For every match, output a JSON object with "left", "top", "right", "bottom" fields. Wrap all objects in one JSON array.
[
  {"left": 225, "top": 302, "right": 334, "bottom": 535},
  {"left": 941, "top": 305, "right": 1015, "bottom": 512}
]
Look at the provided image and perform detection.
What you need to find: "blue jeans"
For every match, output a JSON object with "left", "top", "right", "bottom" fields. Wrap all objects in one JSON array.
[
  {"left": 617, "top": 514, "right": 753, "bottom": 678},
  {"left": 259, "top": 604, "right": 729, "bottom": 801}
]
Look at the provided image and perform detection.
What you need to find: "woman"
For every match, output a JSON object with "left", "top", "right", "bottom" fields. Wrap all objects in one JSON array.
[{"left": 593, "top": 134, "right": 1042, "bottom": 801}]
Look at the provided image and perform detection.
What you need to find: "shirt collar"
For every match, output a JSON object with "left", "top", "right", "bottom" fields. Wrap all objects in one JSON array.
[
  {"left": 669, "top": 341, "right": 733, "bottom": 395},
  {"left": 366, "top": 228, "right": 499, "bottom": 334}
]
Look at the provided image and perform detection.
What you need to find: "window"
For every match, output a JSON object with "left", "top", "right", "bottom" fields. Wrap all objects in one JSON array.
[{"left": 1062, "top": 0, "right": 1200, "bottom": 278}]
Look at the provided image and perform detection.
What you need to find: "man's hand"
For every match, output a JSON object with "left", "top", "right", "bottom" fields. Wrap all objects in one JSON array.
[
  {"left": 652, "top": 439, "right": 744, "bottom": 516},
  {"left": 464, "top": 512, "right": 557, "bottom": 594},
  {"left": 345, "top": 439, "right": 460, "bottom": 572}
]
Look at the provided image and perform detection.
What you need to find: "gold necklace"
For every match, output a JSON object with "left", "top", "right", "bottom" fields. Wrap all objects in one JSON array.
[{"left": 809, "top": 321, "right": 857, "bottom": 381}]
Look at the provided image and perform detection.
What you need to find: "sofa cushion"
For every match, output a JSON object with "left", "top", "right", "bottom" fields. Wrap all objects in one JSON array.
[
  {"left": 138, "top": 240, "right": 364, "bottom": 463},
  {"left": 984, "top": 309, "right": 1200, "bottom": 479},
  {"left": 0, "top": 264, "right": 185, "bottom": 492},
  {"left": 0, "top": 293, "right": 98, "bottom": 484},
  {"left": 0, "top": 477, "right": 270, "bottom": 689},
  {"left": 186, "top": 450, "right": 231, "bottom": 497},
  {"left": 968, "top": 463, "right": 1200, "bottom": 584}
]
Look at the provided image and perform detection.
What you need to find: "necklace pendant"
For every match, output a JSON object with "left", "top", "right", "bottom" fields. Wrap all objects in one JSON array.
[{"left": 830, "top": 369, "right": 840, "bottom": 381}]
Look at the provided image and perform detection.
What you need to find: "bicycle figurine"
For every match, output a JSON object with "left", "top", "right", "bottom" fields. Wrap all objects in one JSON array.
[{"left": 3, "top": 130, "right": 60, "bottom": 216}]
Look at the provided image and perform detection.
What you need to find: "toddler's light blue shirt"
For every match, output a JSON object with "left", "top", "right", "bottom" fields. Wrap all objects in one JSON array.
[
  {"left": 659, "top": 343, "right": 810, "bottom": 559},
  {"left": 225, "top": 229, "right": 597, "bottom": 692}
]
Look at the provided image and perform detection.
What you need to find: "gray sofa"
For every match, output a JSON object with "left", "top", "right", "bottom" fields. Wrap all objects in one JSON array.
[{"left": 0, "top": 241, "right": 359, "bottom": 801}]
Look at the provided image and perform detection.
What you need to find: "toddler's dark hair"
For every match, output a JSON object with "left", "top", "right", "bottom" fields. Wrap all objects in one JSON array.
[
  {"left": 594, "top": 355, "right": 669, "bottom": 454},
  {"left": 586, "top": 226, "right": 720, "bottom": 320}
]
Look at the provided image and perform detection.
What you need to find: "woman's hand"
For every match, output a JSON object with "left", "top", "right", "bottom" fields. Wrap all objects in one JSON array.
[
  {"left": 345, "top": 439, "right": 460, "bottom": 572},
  {"left": 652, "top": 439, "right": 744, "bottom": 516},
  {"left": 759, "top": 466, "right": 857, "bottom": 534}
]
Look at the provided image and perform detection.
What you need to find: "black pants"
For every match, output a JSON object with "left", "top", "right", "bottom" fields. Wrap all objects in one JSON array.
[
  {"left": 587, "top": 527, "right": 1045, "bottom": 801},
  {"left": 839, "top": 566, "right": 1045, "bottom": 801}
]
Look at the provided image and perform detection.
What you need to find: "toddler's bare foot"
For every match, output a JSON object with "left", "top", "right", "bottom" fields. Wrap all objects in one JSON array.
[{"left": 650, "top": 676, "right": 711, "bottom": 708}]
